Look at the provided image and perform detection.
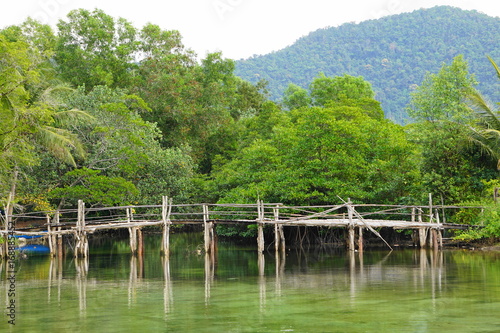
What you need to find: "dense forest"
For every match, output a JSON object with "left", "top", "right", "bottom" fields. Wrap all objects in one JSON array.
[
  {"left": 1, "top": 8, "right": 500, "bottom": 243},
  {"left": 235, "top": 6, "right": 500, "bottom": 123}
]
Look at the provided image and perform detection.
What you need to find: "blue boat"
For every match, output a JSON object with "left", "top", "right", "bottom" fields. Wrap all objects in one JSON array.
[
  {"left": 18, "top": 244, "right": 50, "bottom": 254},
  {"left": 13, "top": 234, "right": 44, "bottom": 239}
]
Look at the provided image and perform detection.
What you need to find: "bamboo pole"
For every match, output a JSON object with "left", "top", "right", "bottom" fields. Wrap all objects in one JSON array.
[
  {"left": 203, "top": 204, "right": 211, "bottom": 254},
  {"left": 55, "top": 210, "right": 63, "bottom": 258},
  {"left": 161, "top": 196, "right": 172, "bottom": 257},
  {"left": 75, "top": 200, "right": 88, "bottom": 258},
  {"left": 347, "top": 200, "right": 355, "bottom": 251},
  {"left": 257, "top": 200, "right": 265, "bottom": 254},
  {"left": 418, "top": 209, "right": 427, "bottom": 248},
  {"left": 137, "top": 227, "right": 144, "bottom": 257},
  {"left": 274, "top": 205, "right": 280, "bottom": 253},
  {"left": 47, "top": 214, "right": 54, "bottom": 257},
  {"left": 129, "top": 227, "right": 137, "bottom": 255},
  {"left": 358, "top": 227, "right": 364, "bottom": 254}
]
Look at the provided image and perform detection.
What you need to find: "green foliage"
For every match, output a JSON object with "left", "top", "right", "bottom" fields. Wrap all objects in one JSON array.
[
  {"left": 408, "top": 55, "right": 477, "bottom": 122},
  {"left": 310, "top": 73, "right": 375, "bottom": 107},
  {"left": 48, "top": 168, "right": 138, "bottom": 206},
  {"left": 212, "top": 86, "right": 420, "bottom": 206},
  {"left": 55, "top": 9, "right": 138, "bottom": 89},
  {"left": 283, "top": 83, "right": 311, "bottom": 110},
  {"left": 454, "top": 204, "right": 500, "bottom": 242},
  {"left": 0, "top": 26, "right": 90, "bottom": 200}
]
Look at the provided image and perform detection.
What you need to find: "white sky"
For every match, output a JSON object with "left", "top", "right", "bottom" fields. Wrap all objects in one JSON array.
[{"left": 1, "top": 0, "right": 499, "bottom": 60}]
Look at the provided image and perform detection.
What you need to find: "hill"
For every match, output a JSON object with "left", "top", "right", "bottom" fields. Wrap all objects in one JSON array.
[{"left": 235, "top": 6, "right": 500, "bottom": 123}]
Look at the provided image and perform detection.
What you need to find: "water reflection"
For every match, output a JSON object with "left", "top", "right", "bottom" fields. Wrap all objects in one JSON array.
[
  {"left": 47, "top": 255, "right": 63, "bottom": 304},
  {"left": 162, "top": 257, "right": 173, "bottom": 316},
  {"left": 75, "top": 258, "right": 88, "bottom": 316},
  {"left": 3, "top": 235, "right": 500, "bottom": 332}
]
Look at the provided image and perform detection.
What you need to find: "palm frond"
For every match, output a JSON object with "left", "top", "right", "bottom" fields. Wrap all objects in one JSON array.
[
  {"left": 467, "top": 88, "right": 500, "bottom": 129},
  {"left": 38, "top": 84, "right": 75, "bottom": 107},
  {"left": 487, "top": 55, "right": 500, "bottom": 80},
  {"left": 35, "top": 125, "right": 86, "bottom": 166},
  {"left": 52, "top": 109, "right": 95, "bottom": 127}
]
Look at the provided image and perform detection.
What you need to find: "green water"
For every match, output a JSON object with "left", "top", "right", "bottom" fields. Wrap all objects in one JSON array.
[{"left": 2, "top": 233, "right": 500, "bottom": 332}]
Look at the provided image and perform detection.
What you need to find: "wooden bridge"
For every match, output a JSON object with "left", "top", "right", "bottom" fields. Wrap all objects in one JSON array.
[{"left": 0, "top": 196, "right": 481, "bottom": 259}]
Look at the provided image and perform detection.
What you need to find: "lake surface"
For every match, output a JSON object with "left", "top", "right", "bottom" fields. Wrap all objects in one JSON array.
[{"left": 2, "top": 233, "right": 500, "bottom": 332}]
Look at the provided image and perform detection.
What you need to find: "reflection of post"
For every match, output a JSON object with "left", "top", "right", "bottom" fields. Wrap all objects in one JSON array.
[
  {"left": 258, "top": 252, "right": 265, "bottom": 277},
  {"left": 129, "top": 256, "right": 138, "bottom": 307},
  {"left": 358, "top": 250, "right": 364, "bottom": 285},
  {"left": 273, "top": 205, "right": 285, "bottom": 288},
  {"left": 48, "top": 257, "right": 63, "bottom": 305},
  {"left": 57, "top": 254, "right": 63, "bottom": 303},
  {"left": 275, "top": 252, "right": 281, "bottom": 297},
  {"left": 430, "top": 247, "right": 437, "bottom": 301},
  {"left": 204, "top": 253, "right": 214, "bottom": 305},
  {"left": 75, "top": 257, "right": 88, "bottom": 316},
  {"left": 419, "top": 249, "right": 427, "bottom": 288},
  {"left": 162, "top": 257, "right": 173, "bottom": 316},
  {"left": 258, "top": 250, "right": 266, "bottom": 311},
  {"left": 348, "top": 250, "right": 356, "bottom": 300},
  {"left": 48, "top": 257, "right": 55, "bottom": 302},
  {"left": 437, "top": 251, "right": 443, "bottom": 293}
]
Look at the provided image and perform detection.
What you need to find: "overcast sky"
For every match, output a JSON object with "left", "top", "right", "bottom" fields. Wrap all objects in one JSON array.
[{"left": 2, "top": 0, "right": 499, "bottom": 60}]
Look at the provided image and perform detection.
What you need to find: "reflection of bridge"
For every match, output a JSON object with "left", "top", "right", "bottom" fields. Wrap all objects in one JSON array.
[
  {"left": 1, "top": 196, "right": 481, "bottom": 258},
  {"left": 28, "top": 248, "right": 446, "bottom": 318}
]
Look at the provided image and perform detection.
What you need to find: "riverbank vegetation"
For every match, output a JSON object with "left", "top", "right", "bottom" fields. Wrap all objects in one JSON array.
[{"left": 1, "top": 9, "right": 499, "bottom": 243}]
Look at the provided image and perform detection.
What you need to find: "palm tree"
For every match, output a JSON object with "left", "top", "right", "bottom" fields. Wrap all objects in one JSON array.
[
  {"left": 1, "top": 85, "right": 93, "bottom": 213},
  {"left": 466, "top": 56, "right": 500, "bottom": 167}
]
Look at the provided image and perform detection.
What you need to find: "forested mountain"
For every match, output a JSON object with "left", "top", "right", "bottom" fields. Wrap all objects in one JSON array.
[{"left": 235, "top": 6, "right": 500, "bottom": 123}]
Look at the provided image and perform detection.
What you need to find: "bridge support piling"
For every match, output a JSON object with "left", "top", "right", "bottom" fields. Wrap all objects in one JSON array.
[
  {"left": 358, "top": 227, "right": 364, "bottom": 253},
  {"left": 347, "top": 200, "right": 356, "bottom": 251},
  {"left": 161, "top": 196, "right": 172, "bottom": 257},
  {"left": 203, "top": 204, "right": 215, "bottom": 254},
  {"left": 257, "top": 200, "right": 265, "bottom": 253},
  {"left": 74, "top": 200, "right": 88, "bottom": 258}
]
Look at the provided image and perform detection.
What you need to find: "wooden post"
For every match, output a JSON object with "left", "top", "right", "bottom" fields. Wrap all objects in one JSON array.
[
  {"left": 347, "top": 200, "right": 355, "bottom": 251},
  {"left": 47, "top": 214, "right": 55, "bottom": 257},
  {"left": 418, "top": 208, "right": 427, "bottom": 248},
  {"left": 161, "top": 196, "right": 172, "bottom": 257},
  {"left": 137, "top": 227, "right": 144, "bottom": 257},
  {"left": 129, "top": 227, "right": 137, "bottom": 255},
  {"left": 75, "top": 200, "right": 88, "bottom": 258},
  {"left": 203, "top": 204, "right": 212, "bottom": 254},
  {"left": 411, "top": 207, "right": 417, "bottom": 246},
  {"left": 358, "top": 227, "right": 364, "bottom": 253},
  {"left": 429, "top": 193, "right": 433, "bottom": 223},
  {"left": 257, "top": 200, "right": 265, "bottom": 254},
  {"left": 274, "top": 206, "right": 279, "bottom": 254},
  {"left": 54, "top": 210, "right": 64, "bottom": 258}
]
